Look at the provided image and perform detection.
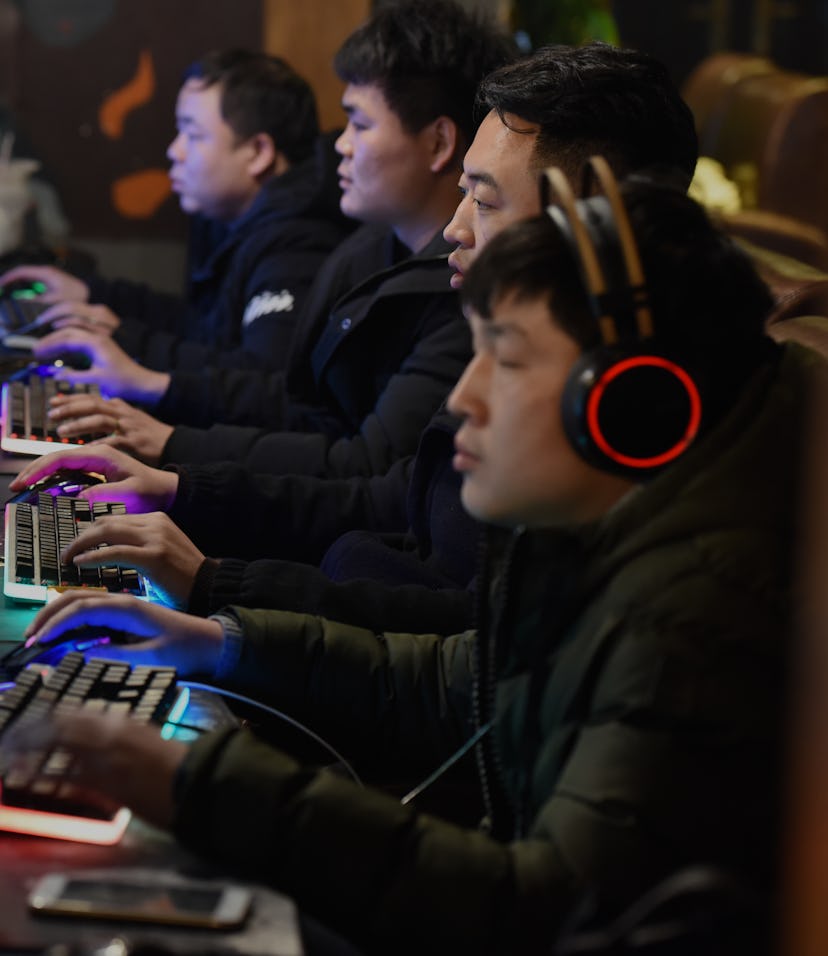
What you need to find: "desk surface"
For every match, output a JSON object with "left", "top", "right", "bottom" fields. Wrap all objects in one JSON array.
[{"left": 0, "top": 824, "right": 303, "bottom": 954}]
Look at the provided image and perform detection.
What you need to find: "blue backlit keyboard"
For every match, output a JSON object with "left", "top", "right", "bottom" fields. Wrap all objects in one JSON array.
[{"left": 0, "top": 651, "right": 237, "bottom": 843}]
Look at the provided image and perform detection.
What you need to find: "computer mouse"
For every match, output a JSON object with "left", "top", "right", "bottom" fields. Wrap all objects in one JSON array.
[
  {"left": 0, "top": 278, "right": 46, "bottom": 300},
  {"left": 0, "top": 627, "right": 124, "bottom": 680},
  {"left": 6, "top": 469, "right": 105, "bottom": 507},
  {"left": 0, "top": 335, "right": 92, "bottom": 370}
]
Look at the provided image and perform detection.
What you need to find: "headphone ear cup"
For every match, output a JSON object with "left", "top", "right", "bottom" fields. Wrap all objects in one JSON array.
[{"left": 562, "top": 347, "right": 703, "bottom": 478}]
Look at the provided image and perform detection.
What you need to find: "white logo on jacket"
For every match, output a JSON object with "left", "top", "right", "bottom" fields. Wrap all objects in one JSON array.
[{"left": 243, "top": 290, "right": 295, "bottom": 326}]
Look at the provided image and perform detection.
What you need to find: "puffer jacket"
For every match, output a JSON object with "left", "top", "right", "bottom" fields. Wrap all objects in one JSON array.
[
  {"left": 172, "top": 343, "right": 805, "bottom": 954},
  {"left": 87, "top": 134, "right": 351, "bottom": 373}
]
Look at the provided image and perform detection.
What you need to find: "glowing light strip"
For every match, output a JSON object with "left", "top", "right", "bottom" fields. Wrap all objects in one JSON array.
[
  {"left": 0, "top": 791, "right": 131, "bottom": 845},
  {"left": 161, "top": 686, "right": 191, "bottom": 740},
  {"left": 586, "top": 356, "right": 702, "bottom": 469}
]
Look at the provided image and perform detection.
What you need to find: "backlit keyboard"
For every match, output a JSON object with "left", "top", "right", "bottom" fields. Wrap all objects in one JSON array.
[
  {"left": 0, "top": 650, "right": 239, "bottom": 843},
  {"left": 0, "top": 652, "right": 180, "bottom": 843},
  {"left": 5, "top": 494, "right": 149, "bottom": 602},
  {"left": 1, "top": 377, "right": 101, "bottom": 456}
]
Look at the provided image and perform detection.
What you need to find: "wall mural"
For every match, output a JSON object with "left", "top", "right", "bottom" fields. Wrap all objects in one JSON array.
[{"left": 10, "top": 0, "right": 262, "bottom": 239}]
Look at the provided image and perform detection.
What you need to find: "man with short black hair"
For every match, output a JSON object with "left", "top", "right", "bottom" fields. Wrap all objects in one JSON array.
[
  {"left": 0, "top": 49, "right": 350, "bottom": 372},
  {"left": 11, "top": 42, "right": 699, "bottom": 632},
  {"left": 29, "top": 0, "right": 515, "bottom": 477},
  {"left": 8, "top": 175, "right": 796, "bottom": 955}
]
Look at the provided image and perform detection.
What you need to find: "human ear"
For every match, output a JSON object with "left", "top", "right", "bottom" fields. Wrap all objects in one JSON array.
[
  {"left": 247, "top": 133, "right": 284, "bottom": 178},
  {"left": 428, "top": 116, "right": 459, "bottom": 174}
]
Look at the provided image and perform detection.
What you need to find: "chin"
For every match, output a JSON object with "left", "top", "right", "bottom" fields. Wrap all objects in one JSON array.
[{"left": 460, "top": 487, "right": 501, "bottom": 526}]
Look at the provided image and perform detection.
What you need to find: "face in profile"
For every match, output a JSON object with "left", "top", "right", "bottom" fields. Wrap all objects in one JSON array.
[
  {"left": 167, "top": 78, "right": 261, "bottom": 223},
  {"left": 334, "top": 83, "right": 447, "bottom": 243},
  {"left": 448, "top": 292, "right": 634, "bottom": 528},
  {"left": 443, "top": 110, "right": 542, "bottom": 289}
]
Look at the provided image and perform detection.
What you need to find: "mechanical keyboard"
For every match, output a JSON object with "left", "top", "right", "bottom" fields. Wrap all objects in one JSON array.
[
  {"left": 0, "top": 651, "right": 236, "bottom": 843},
  {"left": 1, "top": 376, "right": 101, "bottom": 456},
  {"left": 4, "top": 494, "right": 149, "bottom": 602}
]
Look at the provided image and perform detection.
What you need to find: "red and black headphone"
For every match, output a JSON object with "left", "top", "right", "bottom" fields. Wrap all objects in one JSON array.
[{"left": 542, "top": 157, "right": 703, "bottom": 479}]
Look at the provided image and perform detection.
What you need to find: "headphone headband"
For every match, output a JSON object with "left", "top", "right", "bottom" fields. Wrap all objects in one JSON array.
[{"left": 541, "top": 157, "right": 654, "bottom": 344}]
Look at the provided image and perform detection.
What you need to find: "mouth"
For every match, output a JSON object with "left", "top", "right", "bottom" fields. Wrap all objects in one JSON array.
[
  {"left": 337, "top": 167, "right": 352, "bottom": 191},
  {"left": 452, "top": 437, "right": 479, "bottom": 473},
  {"left": 447, "top": 251, "right": 465, "bottom": 289}
]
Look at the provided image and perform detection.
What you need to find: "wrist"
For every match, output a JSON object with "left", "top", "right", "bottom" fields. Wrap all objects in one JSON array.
[
  {"left": 158, "top": 469, "right": 180, "bottom": 512},
  {"left": 208, "top": 610, "right": 245, "bottom": 680},
  {"left": 134, "top": 369, "right": 171, "bottom": 407},
  {"left": 189, "top": 616, "right": 226, "bottom": 676}
]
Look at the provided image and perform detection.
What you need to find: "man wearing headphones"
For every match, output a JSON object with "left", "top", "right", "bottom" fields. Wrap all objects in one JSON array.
[
  {"left": 4, "top": 174, "right": 799, "bottom": 953},
  {"left": 8, "top": 43, "right": 700, "bottom": 639}
]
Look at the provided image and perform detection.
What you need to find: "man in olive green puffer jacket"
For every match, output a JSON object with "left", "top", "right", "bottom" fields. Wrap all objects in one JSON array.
[{"left": 4, "top": 178, "right": 802, "bottom": 954}]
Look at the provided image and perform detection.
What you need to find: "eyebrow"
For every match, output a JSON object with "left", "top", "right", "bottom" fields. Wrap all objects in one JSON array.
[
  {"left": 480, "top": 320, "right": 528, "bottom": 342},
  {"left": 465, "top": 170, "right": 500, "bottom": 192}
]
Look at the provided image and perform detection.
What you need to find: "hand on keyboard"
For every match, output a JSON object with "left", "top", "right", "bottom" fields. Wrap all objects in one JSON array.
[
  {"left": 23, "top": 590, "right": 225, "bottom": 675},
  {"left": 58, "top": 510, "right": 206, "bottom": 610},
  {"left": 0, "top": 660, "right": 189, "bottom": 831},
  {"left": 46, "top": 393, "right": 174, "bottom": 467},
  {"left": 35, "top": 300, "right": 121, "bottom": 335},
  {"left": 10, "top": 443, "right": 180, "bottom": 513}
]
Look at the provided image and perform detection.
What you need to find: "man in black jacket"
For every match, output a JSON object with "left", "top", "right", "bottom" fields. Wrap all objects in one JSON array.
[
  {"left": 10, "top": 43, "right": 699, "bottom": 638},
  {"left": 5, "top": 177, "right": 792, "bottom": 956},
  {"left": 0, "top": 50, "right": 350, "bottom": 374},
  {"left": 27, "top": 0, "right": 515, "bottom": 478}
]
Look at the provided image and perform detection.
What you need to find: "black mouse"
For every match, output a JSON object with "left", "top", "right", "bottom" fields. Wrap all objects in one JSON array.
[
  {"left": 0, "top": 336, "right": 93, "bottom": 370},
  {"left": 0, "top": 278, "right": 46, "bottom": 300},
  {"left": 7, "top": 469, "right": 104, "bottom": 506},
  {"left": 0, "top": 627, "right": 127, "bottom": 680}
]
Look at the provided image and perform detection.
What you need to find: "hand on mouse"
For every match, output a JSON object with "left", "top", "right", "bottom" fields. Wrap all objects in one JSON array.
[
  {"left": 48, "top": 393, "right": 173, "bottom": 467},
  {"left": 0, "top": 264, "right": 90, "bottom": 304},
  {"left": 34, "top": 300, "right": 121, "bottom": 335},
  {"left": 10, "top": 444, "right": 179, "bottom": 513},
  {"left": 32, "top": 328, "right": 170, "bottom": 406},
  {"left": 23, "top": 590, "right": 225, "bottom": 676},
  {"left": 60, "top": 511, "right": 205, "bottom": 610}
]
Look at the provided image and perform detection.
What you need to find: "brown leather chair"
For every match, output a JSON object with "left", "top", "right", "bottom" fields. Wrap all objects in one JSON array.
[
  {"left": 736, "top": 238, "right": 828, "bottom": 324},
  {"left": 682, "top": 53, "right": 828, "bottom": 236}
]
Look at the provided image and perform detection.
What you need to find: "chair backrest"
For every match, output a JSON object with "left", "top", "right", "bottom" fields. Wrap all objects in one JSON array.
[{"left": 683, "top": 53, "right": 828, "bottom": 234}]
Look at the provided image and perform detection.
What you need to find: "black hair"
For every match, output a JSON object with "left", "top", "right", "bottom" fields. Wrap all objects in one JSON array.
[
  {"left": 477, "top": 42, "right": 699, "bottom": 189},
  {"left": 334, "top": 0, "right": 517, "bottom": 153},
  {"left": 183, "top": 50, "right": 318, "bottom": 165},
  {"left": 463, "top": 178, "right": 774, "bottom": 405}
]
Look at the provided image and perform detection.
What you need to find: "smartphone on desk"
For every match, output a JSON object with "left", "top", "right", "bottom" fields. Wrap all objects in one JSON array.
[{"left": 28, "top": 872, "right": 253, "bottom": 929}]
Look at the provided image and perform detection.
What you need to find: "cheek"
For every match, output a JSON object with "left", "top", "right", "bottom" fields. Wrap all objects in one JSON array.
[
  {"left": 351, "top": 140, "right": 379, "bottom": 178},
  {"left": 477, "top": 215, "right": 498, "bottom": 250}
]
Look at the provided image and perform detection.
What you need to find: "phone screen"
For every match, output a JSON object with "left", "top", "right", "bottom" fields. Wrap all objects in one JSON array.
[{"left": 29, "top": 875, "right": 252, "bottom": 928}]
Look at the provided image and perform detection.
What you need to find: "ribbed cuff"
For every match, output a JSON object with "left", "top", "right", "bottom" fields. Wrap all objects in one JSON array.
[{"left": 208, "top": 609, "right": 246, "bottom": 681}]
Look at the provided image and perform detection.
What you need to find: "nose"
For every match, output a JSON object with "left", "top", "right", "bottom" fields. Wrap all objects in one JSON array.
[
  {"left": 167, "top": 132, "right": 184, "bottom": 164},
  {"left": 448, "top": 351, "right": 488, "bottom": 422},
  {"left": 334, "top": 126, "right": 352, "bottom": 159},
  {"left": 443, "top": 193, "right": 473, "bottom": 248}
]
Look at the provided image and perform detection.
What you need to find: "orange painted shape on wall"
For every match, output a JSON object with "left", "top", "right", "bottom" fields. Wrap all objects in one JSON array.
[
  {"left": 99, "top": 48, "right": 156, "bottom": 140},
  {"left": 111, "top": 168, "right": 171, "bottom": 219}
]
